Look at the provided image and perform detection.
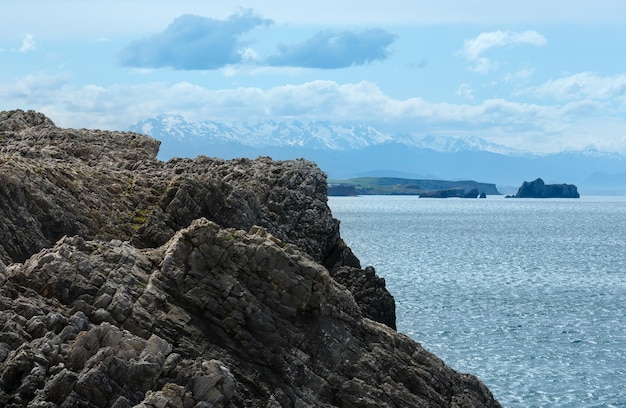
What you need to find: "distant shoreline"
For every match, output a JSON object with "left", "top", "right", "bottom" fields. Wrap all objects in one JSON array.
[{"left": 328, "top": 176, "right": 500, "bottom": 196}]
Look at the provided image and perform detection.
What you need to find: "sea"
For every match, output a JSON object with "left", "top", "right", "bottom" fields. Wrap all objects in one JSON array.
[{"left": 327, "top": 195, "right": 626, "bottom": 408}]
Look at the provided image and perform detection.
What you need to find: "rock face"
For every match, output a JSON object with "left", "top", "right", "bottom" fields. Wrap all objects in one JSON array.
[
  {"left": 513, "top": 178, "right": 580, "bottom": 198},
  {"left": 0, "top": 109, "right": 501, "bottom": 407}
]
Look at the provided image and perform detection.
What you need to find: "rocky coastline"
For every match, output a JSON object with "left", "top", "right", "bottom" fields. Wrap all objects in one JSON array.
[{"left": 0, "top": 109, "right": 501, "bottom": 407}]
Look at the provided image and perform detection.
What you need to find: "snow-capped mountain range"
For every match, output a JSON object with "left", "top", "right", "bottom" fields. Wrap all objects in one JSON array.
[
  {"left": 131, "top": 114, "right": 395, "bottom": 150},
  {"left": 127, "top": 114, "right": 626, "bottom": 194},
  {"left": 128, "top": 114, "right": 523, "bottom": 155}
]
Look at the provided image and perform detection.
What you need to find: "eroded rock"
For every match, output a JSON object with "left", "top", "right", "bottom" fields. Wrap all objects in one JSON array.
[
  {"left": 1, "top": 219, "right": 500, "bottom": 407},
  {"left": 0, "top": 110, "right": 501, "bottom": 407}
]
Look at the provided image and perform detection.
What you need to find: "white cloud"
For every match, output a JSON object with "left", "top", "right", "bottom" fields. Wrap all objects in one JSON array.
[
  {"left": 3, "top": 76, "right": 626, "bottom": 154},
  {"left": 516, "top": 72, "right": 626, "bottom": 101},
  {"left": 4, "top": 72, "right": 70, "bottom": 99},
  {"left": 459, "top": 30, "right": 546, "bottom": 74},
  {"left": 19, "top": 33, "right": 35, "bottom": 52},
  {"left": 456, "top": 83, "right": 475, "bottom": 100},
  {"left": 504, "top": 68, "right": 534, "bottom": 83},
  {"left": 470, "top": 57, "right": 496, "bottom": 74},
  {"left": 461, "top": 31, "right": 546, "bottom": 61}
]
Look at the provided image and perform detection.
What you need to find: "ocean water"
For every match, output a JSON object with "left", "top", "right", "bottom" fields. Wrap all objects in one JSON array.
[{"left": 328, "top": 195, "right": 626, "bottom": 407}]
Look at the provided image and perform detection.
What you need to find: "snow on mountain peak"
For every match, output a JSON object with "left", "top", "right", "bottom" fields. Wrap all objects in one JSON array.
[{"left": 127, "top": 115, "right": 525, "bottom": 155}]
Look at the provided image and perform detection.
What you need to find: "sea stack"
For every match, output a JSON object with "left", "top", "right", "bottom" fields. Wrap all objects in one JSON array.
[{"left": 513, "top": 178, "right": 580, "bottom": 198}]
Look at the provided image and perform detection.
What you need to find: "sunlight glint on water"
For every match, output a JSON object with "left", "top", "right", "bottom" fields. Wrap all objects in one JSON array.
[{"left": 328, "top": 195, "right": 626, "bottom": 407}]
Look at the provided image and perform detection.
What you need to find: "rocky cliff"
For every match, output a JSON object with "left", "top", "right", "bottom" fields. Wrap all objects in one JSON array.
[
  {"left": 0, "top": 109, "right": 500, "bottom": 407},
  {"left": 513, "top": 178, "right": 580, "bottom": 198}
]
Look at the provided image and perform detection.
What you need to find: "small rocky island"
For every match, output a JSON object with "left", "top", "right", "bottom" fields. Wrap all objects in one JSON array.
[
  {"left": 0, "top": 110, "right": 501, "bottom": 407},
  {"left": 510, "top": 178, "right": 580, "bottom": 198}
]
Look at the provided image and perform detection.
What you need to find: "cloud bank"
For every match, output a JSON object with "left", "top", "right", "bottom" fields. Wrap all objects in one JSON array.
[{"left": 7, "top": 73, "right": 626, "bottom": 154}]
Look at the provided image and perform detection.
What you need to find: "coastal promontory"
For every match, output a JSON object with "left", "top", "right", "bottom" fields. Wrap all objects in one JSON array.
[{"left": 0, "top": 109, "right": 500, "bottom": 407}]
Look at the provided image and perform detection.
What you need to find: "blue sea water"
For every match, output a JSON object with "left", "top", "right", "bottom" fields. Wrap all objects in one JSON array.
[{"left": 328, "top": 195, "right": 626, "bottom": 407}]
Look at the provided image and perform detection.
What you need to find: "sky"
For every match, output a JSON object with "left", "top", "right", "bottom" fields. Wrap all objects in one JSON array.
[{"left": 2, "top": 0, "right": 626, "bottom": 154}]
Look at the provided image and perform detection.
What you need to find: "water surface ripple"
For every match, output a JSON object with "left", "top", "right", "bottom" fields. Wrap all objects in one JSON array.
[{"left": 328, "top": 196, "right": 626, "bottom": 407}]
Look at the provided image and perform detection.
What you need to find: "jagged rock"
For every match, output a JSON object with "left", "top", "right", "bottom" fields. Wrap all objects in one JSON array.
[
  {"left": 330, "top": 265, "right": 397, "bottom": 330},
  {"left": 0, "top": 112, "right": 337, "bottom": 266},
  {"left": 513, "top": 178, "right": 580, "bottom": 198},
  {"left": 0, "top": 110, "right": 354, "bottom": 315},
  {"left": 1, "top": 219, "right": 500, "bottom": 407},
  {"left": 0, "top": 110, "right": 501, "bottom": 407},
  {"left": 0, "top": 109, "right": 55, "bottom": 131}
]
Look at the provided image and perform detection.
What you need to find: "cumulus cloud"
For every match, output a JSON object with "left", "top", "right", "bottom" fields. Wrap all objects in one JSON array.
[
  {"left": 117, "top": 10, "right": 272, "bottom": 70},
  {"left": 117, "top": 10, "right": 396, "bottom": 71},
  {"left": 459, "top": 30, "right": 546, "bottom": 73},
  {"left": 19, "top": 34, "right": 35, "bottom": 52},
  {"left": 265, "top": 29, "right": 397, "bottom": 69}
]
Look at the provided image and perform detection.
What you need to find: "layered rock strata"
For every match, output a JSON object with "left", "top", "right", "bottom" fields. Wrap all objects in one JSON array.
[
  {"left": 0, "top": 110, "right": 389, "bottom": 326},
  {"left": 0, "top": 109, "right": 501, "bottom": 407}
]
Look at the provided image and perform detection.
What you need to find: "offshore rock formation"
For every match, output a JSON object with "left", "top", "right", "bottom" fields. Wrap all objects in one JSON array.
[
  {"left": 0, "top": 109, "right": 501, "bottom": 407},
  {"left": 513, "top": 178, "right": 580, "bottom": 198}
]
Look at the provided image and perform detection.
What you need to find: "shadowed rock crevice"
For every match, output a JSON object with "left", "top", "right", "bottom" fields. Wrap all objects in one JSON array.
[{"left": 0, "top": 110, "right": 501, "bottom": 407}]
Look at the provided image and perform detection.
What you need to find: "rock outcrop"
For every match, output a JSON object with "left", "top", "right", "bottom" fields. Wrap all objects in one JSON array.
[
  {"left": 0, "top": 109, "right": 501, "bottom": 407},
  {"left": 513, "top": 178, "right": 580, "bottom": 198}
]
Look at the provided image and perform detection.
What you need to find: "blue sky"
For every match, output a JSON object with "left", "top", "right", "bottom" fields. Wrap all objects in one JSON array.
[{"left": 2, "top": 0, "right": 626, "bottom": 154}]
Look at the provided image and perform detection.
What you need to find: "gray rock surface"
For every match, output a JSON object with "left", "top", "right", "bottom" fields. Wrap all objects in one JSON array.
[
  {"left": 0, "top": 109, "right": 501, "bottom": 407},
  {"left": 0, "top": 110, "right": 336, "bottom": 266}
]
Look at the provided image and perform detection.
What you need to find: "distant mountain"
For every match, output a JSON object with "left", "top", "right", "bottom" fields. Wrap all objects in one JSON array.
[
  {"left": 127, "top": 115, "right": 626, "bottom": 195},
  {"left": 130, "top": 114, "right": 396, "bottom": 150},
  {"left": 407, "top": 134, "right": 526, "bottom": 156}
]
